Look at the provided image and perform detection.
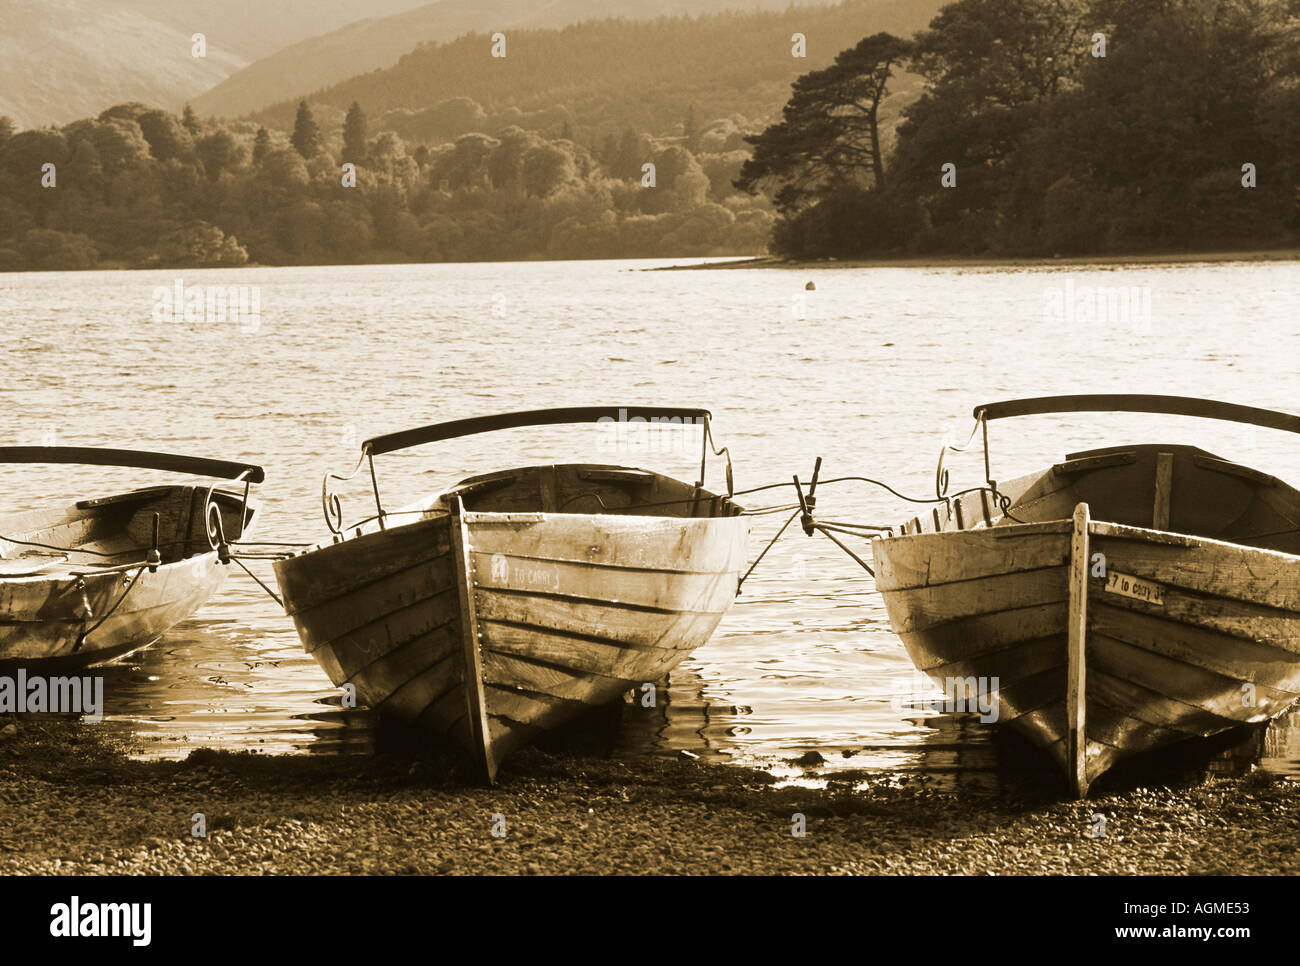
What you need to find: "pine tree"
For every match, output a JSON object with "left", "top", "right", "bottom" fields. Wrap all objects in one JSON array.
[
  {"left": 342, "top": 101, "right": 367, "bottom": 163},
  {"left": 683, "top": 105, "right": 698, "bottom": 150},
  {"left": 252, "top": 127, "right": 271, "bottom": 164},
  {"left": 181, "top": 104, "right": 201, "bottom": 136},
  {"left": 560, "top": 120, "right": 573, "bottom": 141},
  {"left": 614, "top": 128, "right": 641, "bottom": 180},
  {"left": 291, "top": 100, "right": 320, "bottom": 159}
]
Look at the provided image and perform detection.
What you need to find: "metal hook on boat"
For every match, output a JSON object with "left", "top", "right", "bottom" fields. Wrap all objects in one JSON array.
[
  {"left": 75, "top": 577, "right": 93, "bottom": 620},
  {"left": 699, "top": 417, "right": 735, "bottom": 499},
  {"left": 934, "top": 413, "right": 987, "bottom": 499},
  {"left": 321, "top": 446, "right": 372, "bottom": 538},
  {"left": 207, "top": 507, "right": 231, "bottom": 564},
  {"left": 323, "top": 483, "right": 345, "bottom": 539}
]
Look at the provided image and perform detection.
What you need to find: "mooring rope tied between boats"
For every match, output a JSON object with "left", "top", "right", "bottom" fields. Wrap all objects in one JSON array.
[
  {"left": 317, "top": 462, "right": 1020, "bottom": 539},
  {"left": 229, "top": 555, "right": 284, "bottom": 609},
  {"left": 737, "top": 508, "right": 800, "bottom": 592}
]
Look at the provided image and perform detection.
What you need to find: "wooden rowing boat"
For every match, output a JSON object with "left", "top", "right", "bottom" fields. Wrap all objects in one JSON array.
[
  {"left": 847, "top": 396, "right": 1300, "bottom": 796},
  {"left": 273, "top": 407, "right": 749, "bottom": 782},
  {"left": 0, "top": 447, "right": 263, "bottom": 669}
]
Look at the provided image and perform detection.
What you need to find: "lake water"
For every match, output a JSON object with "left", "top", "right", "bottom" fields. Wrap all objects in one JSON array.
[{"left": 1, "top": 256, "right": 1297, "bottom": 787}]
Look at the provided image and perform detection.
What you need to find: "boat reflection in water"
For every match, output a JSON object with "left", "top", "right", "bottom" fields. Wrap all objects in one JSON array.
[
  {"left": 89, "top": 616, "right": 1298, "bottom": 790},
  {"left": 605, "top": 662, "right": 1298, "bottom": 794},
  {"left": 93, "top": 617, "right": 372, "bottom": 759}
]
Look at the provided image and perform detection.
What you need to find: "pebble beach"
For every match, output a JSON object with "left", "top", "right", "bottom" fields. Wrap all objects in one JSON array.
[{"left": 2, "top": 718, "right": 1297, "bottom": 876}]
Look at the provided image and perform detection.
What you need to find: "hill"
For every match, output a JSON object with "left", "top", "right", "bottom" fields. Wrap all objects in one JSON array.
[
  {"left": 0, "top": 0, "right": 432, "bottom": 128},
  {"left": 193, "top": 0, "right": 858, "bottom": 119},
  {"left": 246, "top": 0, "right": 942, "bottom": 143}
]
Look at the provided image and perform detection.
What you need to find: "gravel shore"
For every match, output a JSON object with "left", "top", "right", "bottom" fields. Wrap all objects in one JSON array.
[{"left": 1, "top": 718, "right": 1296, "bottom": 875}]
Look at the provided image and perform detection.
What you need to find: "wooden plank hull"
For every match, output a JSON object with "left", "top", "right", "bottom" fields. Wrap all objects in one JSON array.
[
  {"left": 874, "top": 517, "right": 1300, "bottom": 795},
  {"left": 275, "top": 502, "right": 749, "bottom": 782}
]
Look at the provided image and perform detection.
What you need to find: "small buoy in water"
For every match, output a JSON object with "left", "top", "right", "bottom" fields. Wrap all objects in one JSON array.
[{"left": 805, "top": 281, "right": 816, "bottom": 291}]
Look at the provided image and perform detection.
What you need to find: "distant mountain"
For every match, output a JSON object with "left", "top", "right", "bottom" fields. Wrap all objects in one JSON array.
[
  {"left": 245, "top": 0, "right": 942, "bottom": 142},
  {"left": 192, "top": 0, "right": 855, "bottom": 119},
  {"left": 0, "top": 0, "right": 433, "bottom": 128},
  {"left": 125, "top": 0, "right": 438, "bottom": 60}
]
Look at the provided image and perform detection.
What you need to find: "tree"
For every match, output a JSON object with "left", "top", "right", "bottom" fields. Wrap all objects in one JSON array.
[
  {"left": 252, "top": 127, "right": 271, "bottom": 164},
  {"left": 735, "top": 33, "right": 911, "bottom": 213},
  {"left": 261, "top": 147, "right": 311, "bottom": 191},
  {"left": 196, "top": 130, "right": 242, "bottom": 182},
  {"left": 157, "top": 220, "right": 249, "bottom": 266},
  {"left": 612, "top": 128, "right": 643, "bottom": 181},
  {"left": 63, "top": 118, "right": 151, "bottom": 179},
  {"left": 487, "top": 127, "right": 531, "bottom": 190},
  {"left": 522, "top": 142, "right": 573, "bottom": 197},
  {"left": 136, "top": 109, "right": 193, "bottom": 162},
  {"left": 343, "top": 101, "right": 368, "bottom": 163},
  {"left": 291, "top": 101, "right": 320, "bottom": 159},
  {"left": 21, "top": 229, "right": 98, "bottom": 270},
  {"left": 181, "top": 105, "right": 201, "bottom": 136},
  {"left": 908, "top": 0, "right": 1092, "bottom": 105},
  {"left": 888, "top": 0, "right": 1091, "bottom": 189}
]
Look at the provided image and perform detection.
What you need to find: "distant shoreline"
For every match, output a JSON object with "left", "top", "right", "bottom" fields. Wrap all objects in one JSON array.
[
  {"left": 653, "top": 248, "right": 1300, "bottom": 271},
  {"left": 5, "top": 247, "right": 1297, "bottom": 275}
]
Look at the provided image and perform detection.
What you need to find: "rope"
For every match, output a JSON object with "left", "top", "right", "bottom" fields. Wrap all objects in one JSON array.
[
  {"left": 0, "top": 532, "right": 189, "bottom": 559},
  {"left": 231, "top": 556, "right": 284, "bottom": 609},
  {"left": 812, "top": 525, "right": 875, "bottom": 577},
  {"left": 73, "top": 565, "right": 147, "bottom": 653},
  {"left": 737, "top": 509, "right": 800, "bottom": 592}
]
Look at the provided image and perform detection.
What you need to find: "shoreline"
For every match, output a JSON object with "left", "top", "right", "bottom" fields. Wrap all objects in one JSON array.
[
  {"left": 5, "top": 247, "right": 1297, "bottom": 276},
  {"left": 2, "top": 718, "right": 1297, "bottom": 875},
  {"left": 653, "top": 248, "right": 1300, "bottom": 271}
]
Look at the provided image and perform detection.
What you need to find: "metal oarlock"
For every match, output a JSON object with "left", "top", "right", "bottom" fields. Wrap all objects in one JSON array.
[
  {"left": 793, "top": 456, "right": 822, "bottom": 537},
  {"left": 146, "top": 512, "right": 162, "bottom": 573}
]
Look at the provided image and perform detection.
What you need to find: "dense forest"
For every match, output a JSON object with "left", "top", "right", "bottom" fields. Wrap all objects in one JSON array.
[
  {"left": 741, "top": 0, "right": 1300, "bottom": 257},
  {"left": 0, "top": 102, "right": 775, "bottom": 269}
]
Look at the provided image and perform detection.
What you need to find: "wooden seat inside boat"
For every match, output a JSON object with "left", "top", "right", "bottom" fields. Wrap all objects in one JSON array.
[
  {"left": 440, "top": 463, "right": 738, "bottom": 519},
  {"left": 1000, "top": 443, "right": 1300, "bottom": 554}
]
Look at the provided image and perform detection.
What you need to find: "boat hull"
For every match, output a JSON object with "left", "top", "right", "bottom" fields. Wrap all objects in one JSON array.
[
  {"left": 874, "top": 517, "right": 1300, "bottom": 794},
  {"left": 0, "top": 485, "right": 255, "bottom": 670},
  {"left": 275, "top": 504, "right": 749, "bottom": 781},
  {"left": 0, "top": 553, "right": 232, "bottom": 669}
]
